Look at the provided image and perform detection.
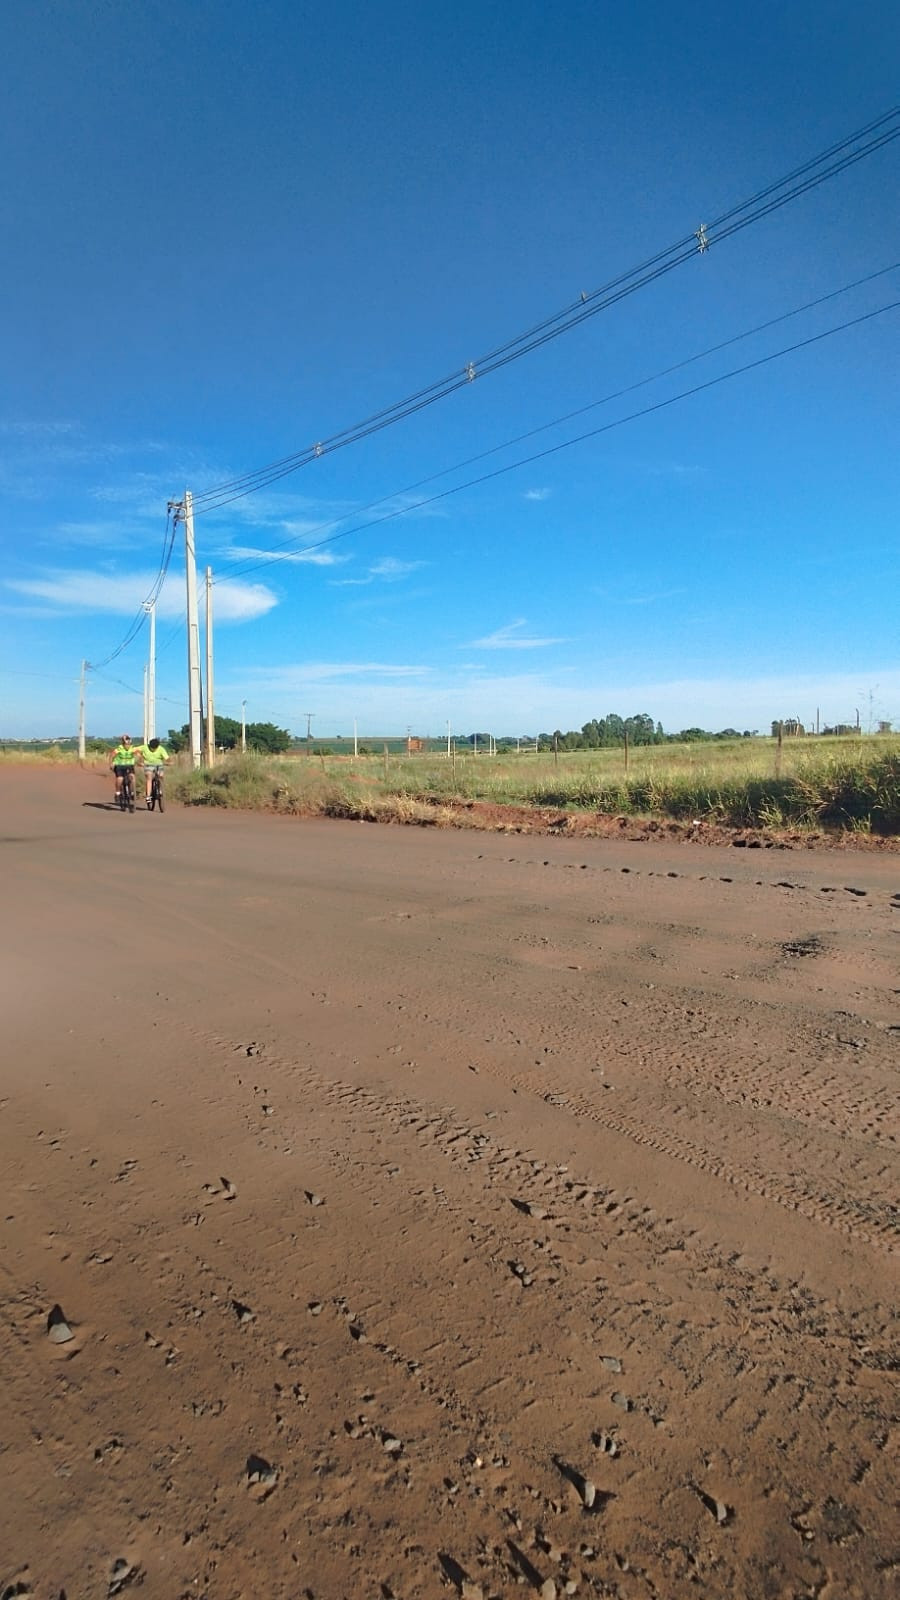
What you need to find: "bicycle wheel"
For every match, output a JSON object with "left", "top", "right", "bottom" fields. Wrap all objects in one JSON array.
[
  {"left": 156, "top": 778, "right": 165, "bottom": 814},
  {"left": 127, "top": 774, "right": 135, "bottom": 812},
  {"left": 148, "top": 779, "right": 156, "bottom": 812}
]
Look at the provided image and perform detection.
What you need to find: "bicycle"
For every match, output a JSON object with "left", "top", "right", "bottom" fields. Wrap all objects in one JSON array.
[
  {"left": 118, "top": 769, "right": 135, "bottom": 813},
  {"left": 148, "top": 767, "right": 166, "bottom": 813}
]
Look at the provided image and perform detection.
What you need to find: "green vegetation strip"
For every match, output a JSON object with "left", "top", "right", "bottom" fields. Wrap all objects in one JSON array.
[{"left": 168, "top": 742, "right": 900, "bottom": 835}]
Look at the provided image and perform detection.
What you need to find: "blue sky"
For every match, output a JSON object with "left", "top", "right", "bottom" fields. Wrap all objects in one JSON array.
[{"left": 2, "top": 0, "right": 898, "bottom": 739}]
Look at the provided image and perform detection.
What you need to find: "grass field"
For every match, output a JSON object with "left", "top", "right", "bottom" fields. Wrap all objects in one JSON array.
[{"left": 168, "top": 735, "right": 900, "bottom": 835}]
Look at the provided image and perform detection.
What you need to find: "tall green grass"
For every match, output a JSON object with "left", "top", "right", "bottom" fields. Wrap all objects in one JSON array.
[{"left": 169, "top": 741, "right": 900, "bottom": 835}]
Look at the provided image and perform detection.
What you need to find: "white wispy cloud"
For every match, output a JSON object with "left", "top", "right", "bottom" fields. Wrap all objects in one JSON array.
[
  {"left": 468, "top": 619, "right": 568, "bottom": 650},
  {"left": 6, "top": 568, "right": 277, "bottom": 622},
  {"left": 622, "top": 587, "right": 687, "bottom": 606},
  {"left": 0, "top": 419, "right": 79, "bottom": 438},
  {"left": 371, "top": 557, "right": 425, "bottom": 579},
  {"left": 219, "top": 543, "right": 348, "bottom": 567},
  {"left": 524, "top": 487, "right": 551, "bottom": 502},
  {"left": 332, "top": 555, "right": 426, "bottom": 588},
  {"left": 244, "top": 661, "right": 430, "bottom": 689}
]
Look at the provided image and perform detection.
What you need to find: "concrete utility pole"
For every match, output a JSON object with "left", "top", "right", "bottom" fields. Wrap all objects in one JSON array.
[
  {"left": 204, "top": 566, "right": 215, "bottom": 767},
  {"left": 181, "top": 491, "right": 202, "bottom": 769},
  {"left": 78, "top": 660, "right": 87, "bottom": 761},
  {"left": 304, "top": 712, "right": 314, "bottom": 754},
  {"left": 143, "top": 665, "right": 150, "bottom": 744},
  {"left": 241, "top": 700, "right": 247, "bottom": 754},
  {"left": 145, "top": 598, "right": 156, "bottom": 741}
]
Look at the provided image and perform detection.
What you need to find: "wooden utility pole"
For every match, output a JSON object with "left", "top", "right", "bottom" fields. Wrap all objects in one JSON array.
[
  {"left": 78, "top": 660, "right": 87, "bottom": 761},
  {"left": 304, "top": 712, "right": 314, "bottom": 755},
  {"left": 181, "top": 491, "right": 202, "bottom": 769},
  {"left": 241, "top": 700, "right": 247, "bottom": 753},
  {"left": 204, "top": 566, "right": 215, "bottom": 766}
]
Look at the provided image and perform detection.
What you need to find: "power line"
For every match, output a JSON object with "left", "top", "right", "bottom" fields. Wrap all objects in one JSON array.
[
  {"left": 90, "top": 666, "right": 183, "bottom": 708},
  {"left": 190, "top": 109, "right": 899, "bottom": 517},
  {"left": 214, "top": 266, "right": 900, "bottom": 584},
  {"left": 88, "top": 508, "right": 178, "bottom": 671},
  {"left": 215, "top": 298, "right": 898, "bottom": 585}
]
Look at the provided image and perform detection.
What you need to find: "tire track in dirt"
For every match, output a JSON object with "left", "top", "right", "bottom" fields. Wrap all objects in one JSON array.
[{"left": 161, "top": 1017, "right": 897, "bottom": 1598}]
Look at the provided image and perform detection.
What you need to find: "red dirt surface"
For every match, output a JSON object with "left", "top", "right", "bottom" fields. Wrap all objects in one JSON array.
[{"left": 1, "top": 766, "right": 897, "bottom": 1599}]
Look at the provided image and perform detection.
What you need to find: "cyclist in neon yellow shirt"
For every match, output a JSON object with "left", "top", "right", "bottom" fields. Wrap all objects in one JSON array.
[
  {"left": 109, "top": 734, "right": 136, "bottom": 804},
  {"left": 136, "top": 737, "right": 170, "bottom": 806}
]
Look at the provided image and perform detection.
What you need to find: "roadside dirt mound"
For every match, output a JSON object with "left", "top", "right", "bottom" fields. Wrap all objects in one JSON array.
[{"left": 421, "top": 796, "right": 900, "bottom": 851}]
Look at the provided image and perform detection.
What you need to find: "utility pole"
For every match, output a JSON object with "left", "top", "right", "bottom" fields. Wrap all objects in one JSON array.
[
  {"left": 175, "top": 490, "right": 203, "bottom": 769},
  {"left": 241, "top": 700, "right": 247, "bottom": 753},
  {"left": 353, "top": 717, "right": 358, "bottom": 757},
  {"left": 446, "top": 720, "right": 451, "bottom": 758},
  {"left": 305, "top": 712, "right": 314, "bottom": 755},
  {"left": 78, "top": 660, "right": 87, "bottom": 761},
  {"left": 204, "top": 565, "right": 215, "bottom": 766},
  {"left": 145, "top": 597, "right": 156, "bottom": 741},
  {"left": 143, "top": 664, "right": 149, "bottom": 744}
]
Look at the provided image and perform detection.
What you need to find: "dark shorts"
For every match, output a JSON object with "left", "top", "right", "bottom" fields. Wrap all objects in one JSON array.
[{"left": 113, "top": 764, "right": 135, "bottom": 778}]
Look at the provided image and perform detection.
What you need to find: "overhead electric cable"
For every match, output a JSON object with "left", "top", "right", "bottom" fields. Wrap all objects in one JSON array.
[
  {"left": 215, "top": 261, "right": 900, "bottom": 583},
  {"left": 88, "top": 508, "right": 178, "bottom": 671},
  {"left": 215, "top": 298, "right": 898, "bottom": 585},
  {"left": 190, "top": 109, "right": 899, "bottom": 516}
]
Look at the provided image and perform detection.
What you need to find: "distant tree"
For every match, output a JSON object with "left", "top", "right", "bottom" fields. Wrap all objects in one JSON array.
[
  {"left": 166, "top": 718, "right": 290, "bottom": 755},
  {"left": 247, "top": 721, "right": 291, "bottom": 753}
]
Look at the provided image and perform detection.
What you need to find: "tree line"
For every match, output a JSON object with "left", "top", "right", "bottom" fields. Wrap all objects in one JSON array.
[
  {"left": 461, "top": 714, "right": 754, "bottom": 751},
  {"left": 166, "top": 717, "right": 291, "bottom": 753}
]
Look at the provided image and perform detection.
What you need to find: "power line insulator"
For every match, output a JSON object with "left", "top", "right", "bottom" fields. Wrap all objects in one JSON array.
[
  {"left": 696, "top": 223, "right": 710, "bottom": 253},
  {"left": 466, "top": 362, "right": 476, "bottom": 382}
]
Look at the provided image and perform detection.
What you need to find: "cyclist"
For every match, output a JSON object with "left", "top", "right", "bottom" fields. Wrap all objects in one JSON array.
[
  {"left": 136, "top": 736, "right": 170, "bottom": 806},
  {"left": 109, "top": 734, "right": 137, "bottom": 805}
]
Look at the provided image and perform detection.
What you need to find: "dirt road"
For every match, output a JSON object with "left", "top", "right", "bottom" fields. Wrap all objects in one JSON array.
[{"left": 1, "top": 766, "right": 897, "bottom": 1599}]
